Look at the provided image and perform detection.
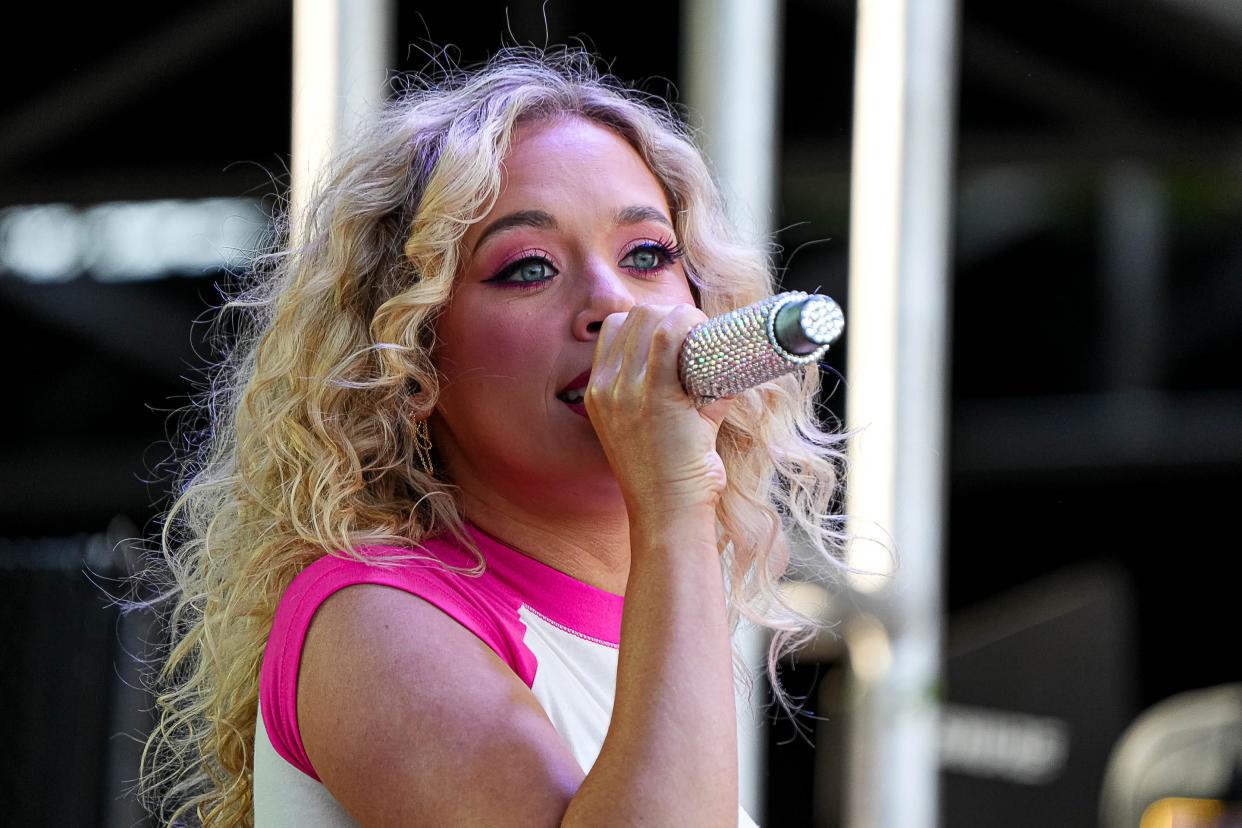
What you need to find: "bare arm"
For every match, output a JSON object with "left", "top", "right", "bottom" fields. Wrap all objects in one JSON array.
[
  {"left": 563, "top": 506, "right": 738, "bottom": 825},
  {"left": 297, "top": 508, "right": 737, "bottom": 826},
  {"left": 297, "top": 584, "right": 586, "bottom": 826}
]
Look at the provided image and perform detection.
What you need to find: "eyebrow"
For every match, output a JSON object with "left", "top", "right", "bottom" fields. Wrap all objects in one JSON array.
[{"left": 471, "top": 204, "right": 675, "bottom": 254}]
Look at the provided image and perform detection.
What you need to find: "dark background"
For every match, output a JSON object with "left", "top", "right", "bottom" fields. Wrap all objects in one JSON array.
[{"left": 2, "top": 1, "right": 1238, "bottom": 825}]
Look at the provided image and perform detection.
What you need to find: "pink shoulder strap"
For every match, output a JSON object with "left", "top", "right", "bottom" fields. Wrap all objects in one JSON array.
[{"left": 258, "top": 546, "right": 533, "bottom": 780}]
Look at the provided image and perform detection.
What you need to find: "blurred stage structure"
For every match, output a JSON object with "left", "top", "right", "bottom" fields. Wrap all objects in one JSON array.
[
  {"left": 2, "top": 0, "right": 1241, "bottom": 825},
  {"left": 681, "top": 0, "right": 783, "bottom": 814},
  {"left": 1101, "top": 683, "right": 1242, "bottom": 828},
  {"left": 0, "top": 521, "right": 152, "bottom": 826},
  {"left": 838, "top": 0, "right": 955, "bottom": 824}
]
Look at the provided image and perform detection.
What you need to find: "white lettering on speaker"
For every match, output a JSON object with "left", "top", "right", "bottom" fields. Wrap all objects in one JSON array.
[{"left": 939, "top": 703, "right": 1071, "bottom": 785}]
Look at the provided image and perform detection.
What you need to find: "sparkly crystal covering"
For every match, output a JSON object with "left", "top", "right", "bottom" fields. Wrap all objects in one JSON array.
[{"left": 679, "top": 291, "right": 844, "bottom": 406}]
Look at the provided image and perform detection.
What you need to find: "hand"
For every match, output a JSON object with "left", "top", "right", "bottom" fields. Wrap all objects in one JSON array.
[{"left": 585, "top": 303, "right": 737, "bottom": 518}]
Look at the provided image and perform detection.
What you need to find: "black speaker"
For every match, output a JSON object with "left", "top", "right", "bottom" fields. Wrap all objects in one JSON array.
[
  {"left": 0, "top": 518, "right": 153, "bottom": 827},
  {"left": 941, "top": 563, "right": 1138, "bottom": 827}
]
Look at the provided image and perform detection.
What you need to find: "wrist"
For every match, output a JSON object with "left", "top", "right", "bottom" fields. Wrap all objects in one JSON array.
[
  {"left": 622, "top": 485, "right": 723, "bottom": 523},
  {"left": 627, "top": 503, "right": 719, "bottom": 555}
]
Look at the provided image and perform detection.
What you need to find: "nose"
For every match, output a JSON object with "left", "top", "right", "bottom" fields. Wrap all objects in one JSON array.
[{"left": 571, "top": 258, "right": 637, "bottom": 340}]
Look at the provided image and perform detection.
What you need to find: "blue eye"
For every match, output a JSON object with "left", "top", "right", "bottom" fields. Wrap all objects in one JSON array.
[
  {"left": 489, "top": 255, "right": 559, "bottom": 288},
  {"left": 511, "top": 259, "right": 554, "bottom": 282},
  {"left": 623, "top": 247, "right": 661, "bottom": 270},
  {"left": 620, "top": 239, "right": 684, "bottom": 274}
]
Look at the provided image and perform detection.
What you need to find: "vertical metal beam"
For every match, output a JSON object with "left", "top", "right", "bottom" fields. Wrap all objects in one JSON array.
[
  {"left": 681, "top": 0, "right": 783, "bottom": 819},
  {"left": 682, "top": 0, "right": 782, "bottom": 236},
  {"left": 1101, "top": 163, "right": 1167, "bottom": 392},
  {"left": 291, "top": 0, "right": 394, "bottom": 226},
  {"left": 844, "top": 0, "right": 958, "bottom": 824}
]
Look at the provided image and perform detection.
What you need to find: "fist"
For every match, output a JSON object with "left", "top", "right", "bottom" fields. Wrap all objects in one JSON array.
[{"left": 585, "top": 303, "right": 737, "bottom": 517}]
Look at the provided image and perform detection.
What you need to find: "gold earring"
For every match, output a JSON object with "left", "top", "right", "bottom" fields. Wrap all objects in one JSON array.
[{"left": 413, "top": 418, "right": 435, "bottom": 476}]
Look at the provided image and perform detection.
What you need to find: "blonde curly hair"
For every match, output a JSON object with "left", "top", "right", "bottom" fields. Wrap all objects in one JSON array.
[{"left": 136, "top": 46, "right": 849, "bottom": 827}]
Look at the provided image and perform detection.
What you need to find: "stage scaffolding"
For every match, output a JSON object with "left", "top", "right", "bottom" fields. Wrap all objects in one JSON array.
[{"left": 842, "top": 1, "right": 958, "bottom": 826}]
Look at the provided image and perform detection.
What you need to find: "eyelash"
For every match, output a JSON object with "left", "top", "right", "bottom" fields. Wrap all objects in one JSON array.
[{"left": 485, "top": 236, "right": 686, "bottom": 291}]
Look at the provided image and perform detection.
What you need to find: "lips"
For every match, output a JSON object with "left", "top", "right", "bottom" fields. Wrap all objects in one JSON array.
[{"left": 556, "top": 369, "right": 592, "bottom": 398}]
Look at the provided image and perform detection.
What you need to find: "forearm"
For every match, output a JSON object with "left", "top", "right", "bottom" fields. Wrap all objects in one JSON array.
[{"left": 562, "top": 507, "right": 738, "bottom": 827}]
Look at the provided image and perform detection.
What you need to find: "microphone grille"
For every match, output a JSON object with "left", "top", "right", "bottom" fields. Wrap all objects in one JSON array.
[{"left": 802, "top": 295, "right": 845, "bottom": 346}]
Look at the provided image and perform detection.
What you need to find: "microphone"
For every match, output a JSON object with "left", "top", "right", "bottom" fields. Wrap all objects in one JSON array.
[{"left": 678, "top": 291, "right": 845, "bottom": 406}]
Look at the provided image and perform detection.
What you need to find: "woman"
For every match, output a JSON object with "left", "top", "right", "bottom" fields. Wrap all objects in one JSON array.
[{"left": 139, "top": 48, "right": 848, "bottom": 826}]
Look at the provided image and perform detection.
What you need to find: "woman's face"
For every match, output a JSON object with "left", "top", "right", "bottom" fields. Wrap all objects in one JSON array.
[{"left": 429, "top": 115, "right": 697, "bottom": 516}]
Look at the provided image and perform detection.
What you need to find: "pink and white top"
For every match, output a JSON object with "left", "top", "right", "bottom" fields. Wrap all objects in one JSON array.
[{"left": 253, "top": 522, "right": 759, "bottom": 827}]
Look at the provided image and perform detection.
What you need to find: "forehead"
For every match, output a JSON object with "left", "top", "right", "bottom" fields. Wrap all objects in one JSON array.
[{"left": 493, "top": 116, "right": 669, "bottom": 208}]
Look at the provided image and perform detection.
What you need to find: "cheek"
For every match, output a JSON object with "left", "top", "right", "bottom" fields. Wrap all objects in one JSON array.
[
  {"left": 651, "top": 270, "right": 698, "bottom": 307},
  {"left": 436, "top": 307, "right": 549, "bottom": 398}
]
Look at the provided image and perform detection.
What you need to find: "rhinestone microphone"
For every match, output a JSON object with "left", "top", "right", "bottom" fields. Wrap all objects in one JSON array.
[{"left": 678, "top": 291, "right": 845, "bottom": 407}]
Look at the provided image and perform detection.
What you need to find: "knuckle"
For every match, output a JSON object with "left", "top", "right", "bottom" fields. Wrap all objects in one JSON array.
[
  {"left": 651, "top": 322, "right": 680, "bottom": 347},
  {"left": 584, "top": 382, "right": 609, "bottom": 404},
  {"left": 630, "top": 304, "right": 656, "bottom": 320},
  {"left": 657, "top": 309, "right": 695, "bottom": 337}
]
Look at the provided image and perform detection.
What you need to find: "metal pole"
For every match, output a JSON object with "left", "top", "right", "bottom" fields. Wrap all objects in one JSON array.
[
  {"left": 681, "top": 0, "right": 783, "bottom": 819},
  {"left": 291, "top": 0, "right": 394, "bottom": 226},
  {"left": 844, "top": 0, "right": 958, "bottom": 824}
]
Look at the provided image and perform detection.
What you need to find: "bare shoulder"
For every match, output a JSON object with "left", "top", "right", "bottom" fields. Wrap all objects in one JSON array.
[{"left": 297, "top": 583, "right": 585, "bottom": 827}]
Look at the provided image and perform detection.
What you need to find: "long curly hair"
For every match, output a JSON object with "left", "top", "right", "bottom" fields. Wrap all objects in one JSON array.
[{"left": 135, "top": 46, "right": 849, "bottom": 827}]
